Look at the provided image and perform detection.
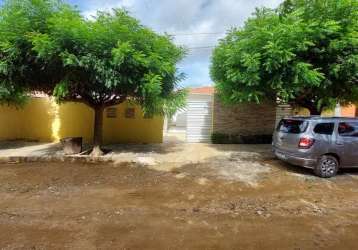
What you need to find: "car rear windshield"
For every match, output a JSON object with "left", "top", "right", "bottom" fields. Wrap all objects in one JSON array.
[{"left": 277, "top": 119, "right": 308, "bottom": 134}]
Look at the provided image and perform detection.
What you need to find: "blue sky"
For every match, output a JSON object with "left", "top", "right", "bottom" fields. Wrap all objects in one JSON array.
[{"left": 1, "top": 0, "right": 283, "bottom": 88}]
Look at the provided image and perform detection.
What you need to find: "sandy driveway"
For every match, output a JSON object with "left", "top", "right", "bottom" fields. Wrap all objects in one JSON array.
[{"left": 0, "top": 147, "right": 358, "bottom": 249}]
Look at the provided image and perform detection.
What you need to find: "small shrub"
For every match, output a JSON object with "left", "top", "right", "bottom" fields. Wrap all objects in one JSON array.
[
  {"left": 241, "top": 135, "right": 272, "bottom": 144},
  {"left": 230, "top": 134, "right": 244, "bottom": 144},
  {"left": 211, "top": 133, "right": 231, "bottom": 144},
  {"left": 211, "top": 133, "right": 272, "bottom": 144}
]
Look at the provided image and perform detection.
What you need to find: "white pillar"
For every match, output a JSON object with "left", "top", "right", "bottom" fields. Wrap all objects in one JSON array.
[
  {"left": 334, "top": 104, "right": 341, "bottom": 117},
  {"left": 163, "top": 116, "right": 169, "bottom": 134}
]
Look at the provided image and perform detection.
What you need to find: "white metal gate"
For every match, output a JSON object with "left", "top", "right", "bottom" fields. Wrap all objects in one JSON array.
[{"left": 186, "top": 94, "right": 213, "bottom": 143}]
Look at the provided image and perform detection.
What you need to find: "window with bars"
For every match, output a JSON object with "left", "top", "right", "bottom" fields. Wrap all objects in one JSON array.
[
  {"left": 125, "top": 108, "right": 135, "bottom": 119},
  {"left": 106, "top": 108, "right": 117, "bottom": 118}
]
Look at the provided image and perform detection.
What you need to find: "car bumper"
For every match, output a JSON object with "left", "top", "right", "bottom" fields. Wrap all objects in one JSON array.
[{"left": 273, "top": 148, "right": 317, "bottom": 169}]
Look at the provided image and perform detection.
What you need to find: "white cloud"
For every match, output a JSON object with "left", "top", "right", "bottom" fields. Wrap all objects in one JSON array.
[{"left": 77, "top": 0, "right": 283, "bottom": 87}]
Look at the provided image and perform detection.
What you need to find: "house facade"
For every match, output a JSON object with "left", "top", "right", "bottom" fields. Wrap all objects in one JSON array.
[
  {"left": 169, "top": 86, "right": 277, "bottom": 143},
  {"left": 179, "top": 86, "right": 358, "bottom": 143},
  {"left": 0, "top": 97, "right": 163, "bottom": 144},
  {"left": 2, "top": 91, "right": 356, "bottom": 145}
]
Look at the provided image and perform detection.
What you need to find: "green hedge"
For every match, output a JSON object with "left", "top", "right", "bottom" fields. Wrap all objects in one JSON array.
[{"left": 211, "top": 133, "right": 272, "bottom": 144}]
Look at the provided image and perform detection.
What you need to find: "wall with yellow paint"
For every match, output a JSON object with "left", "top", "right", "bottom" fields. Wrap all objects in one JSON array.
[
  {"left": 103, "top": 103, "right": 163, "bottom": 144},
  {"left": 0, "top": 105, "right": 23, "bottom": 140},
  {"left": 21, "top": 98, "right": 56, "bottom": 142},
  {"left": 293, "top": 107, "right": 335, "bottom": 117},
  {"left": 294, "top": 105, "right": 358, "bottom": 117},
  {"left": 0, "top": 97, "right": 163, "bottom": 144},
  {"left": 56, "top": 101, "right": 94, "bottom": 143}
]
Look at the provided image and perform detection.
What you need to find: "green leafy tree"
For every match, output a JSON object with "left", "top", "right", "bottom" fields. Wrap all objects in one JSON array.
[
  {"left": 0, "top": 0, "right": 66, "bottom": 105},
  {"left": 0, "top": 0, "right": 187, "bottom": 155},
  {"left": 211, "top": 0, "right": 358, "bottom": 115}
]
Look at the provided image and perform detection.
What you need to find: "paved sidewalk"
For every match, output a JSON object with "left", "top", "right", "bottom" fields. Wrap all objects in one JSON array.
[
  {"left": 0, "top": 140, "right": 272, "bottom": 166},
  {"left": 0, "top": 141, "right": 63, "bottom": 158}
]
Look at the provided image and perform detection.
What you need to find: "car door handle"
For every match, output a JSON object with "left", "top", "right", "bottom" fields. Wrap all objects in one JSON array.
[{"left": 336, "top": 141, "right": 344, "bottom": 146}]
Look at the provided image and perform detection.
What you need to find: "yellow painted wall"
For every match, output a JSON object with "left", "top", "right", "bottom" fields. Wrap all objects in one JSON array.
[
  {"left": 294, "top": 107, "right": 335, "bottom": 117},
  {"left": 57, "top": 101, "right": 94, "bottom": 143},
  {"left": 21, "top": 98, "right": 56, "bottom": 142},
  {"left": 0, "top": 105, "right": 23, "bottom": 140},
  {"left": 294, "top": 106, "right": 358, "bottom": 117},
  {"left": 0, "top": 97, "right": 163, "bottom": 144},
  {"left": 103, "top": 103, "right": 164, "bottom": 144}
]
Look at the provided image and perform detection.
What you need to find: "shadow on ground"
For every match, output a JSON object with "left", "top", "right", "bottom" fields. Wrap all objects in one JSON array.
[
  {"left": 0, "top": 140, "right": 40, "bottom": 150},
  {"left": 108, "top": 142, "right": 182, "bottom": 155},
  {"left": 208, "top": 143, "right": 272, "bottom": 153},
  {"left": 269, "top": 157, "right": 358, "bottom": 178}
]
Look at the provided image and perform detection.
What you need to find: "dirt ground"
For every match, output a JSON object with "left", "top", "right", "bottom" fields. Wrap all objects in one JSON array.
[{"left": 0, "top": 150, "right": 358, "bottom": 249}]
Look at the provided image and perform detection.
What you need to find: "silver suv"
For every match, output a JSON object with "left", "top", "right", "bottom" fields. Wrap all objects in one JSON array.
[{"left": 273, "top": 117, "right": 358, "bottom": 178}]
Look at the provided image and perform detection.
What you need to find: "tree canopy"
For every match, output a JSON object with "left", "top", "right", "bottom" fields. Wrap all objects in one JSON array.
[
  {"left": 211, "top": 0, "right": 358, "bottom": 114},
  {"left": 0, "top": 0, "right": 65, "bottom": 104},
  {"left": 0, "top": 0, "right": 186, "bottom": 154}
]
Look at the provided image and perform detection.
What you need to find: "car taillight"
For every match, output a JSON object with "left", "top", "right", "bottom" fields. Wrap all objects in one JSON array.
[{"left": 298, "top": 138, "right": 315, "bottom": 149}]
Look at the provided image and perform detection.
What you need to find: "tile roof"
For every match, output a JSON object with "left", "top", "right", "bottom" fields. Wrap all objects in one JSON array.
[
  {"left": 190, "top": 86, "right": 215, "bottom": 95},
  {"left": 29, "top": 91, "right": 49, "bottom": 98}
]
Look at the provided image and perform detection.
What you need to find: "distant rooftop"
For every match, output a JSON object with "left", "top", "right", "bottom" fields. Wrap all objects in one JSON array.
[
  {"left": 29, "top": 91, "right": 48, "bottom": 98},
  {"left": 190, "top": 86, "right": 215, "bottom": 95}
]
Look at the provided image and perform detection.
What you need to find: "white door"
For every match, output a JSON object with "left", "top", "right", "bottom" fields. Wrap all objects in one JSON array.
[{"left": 186, "top": 94, "right": 213, "bottom": 143}]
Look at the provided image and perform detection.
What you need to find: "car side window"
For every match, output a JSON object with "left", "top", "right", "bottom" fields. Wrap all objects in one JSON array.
[
  {"left": 314, "top": 123, "right": 334, "bottom": 135},
  {"left": 338, "top": 122, "right": 358, "bottom": 137}
]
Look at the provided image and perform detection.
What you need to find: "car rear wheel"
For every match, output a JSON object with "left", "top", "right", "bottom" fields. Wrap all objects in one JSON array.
[{"left": 314, "top": 155, "right": 339, "bottom": 178}]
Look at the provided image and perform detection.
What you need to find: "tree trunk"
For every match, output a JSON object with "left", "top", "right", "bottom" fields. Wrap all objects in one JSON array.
[
  {"left": 91, "top": 106, "right": 105, "bottom": 157},
  {"left": 307, "top": 106, "right": 322, "bottom": 116},
  {"left": 297, "top": 100, "right": 322, "bottom": 116}
]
